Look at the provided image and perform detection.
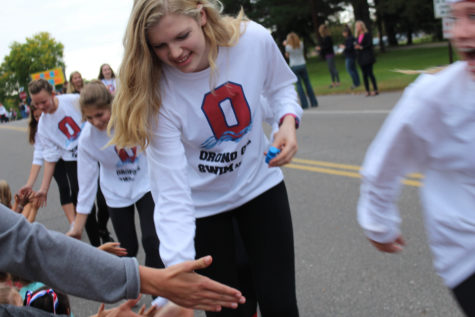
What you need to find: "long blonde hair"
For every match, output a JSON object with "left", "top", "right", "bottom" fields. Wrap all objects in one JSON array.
[
  {"left": 286, "top": 32, "right": 300, "bottom": 49},
  {"left": 319, "top": 24, "right": 330, "bottom": 38},
  {"left": 355, "top": 20, "right": 368, "bottom": 37},
  {"left": 109, "top": 0, "right": 246, "bottom": 149},
  {"left": 66, "top": 71, "right": 84, "bottom": 94}
]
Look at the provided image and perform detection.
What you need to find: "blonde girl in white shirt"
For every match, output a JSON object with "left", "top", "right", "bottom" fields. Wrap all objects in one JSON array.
[{"left": 109, "top": 1, "right": 302, "bottom": 316}]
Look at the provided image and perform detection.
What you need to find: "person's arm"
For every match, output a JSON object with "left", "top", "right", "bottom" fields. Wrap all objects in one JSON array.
[
  {"left": 18, "top": 164, "right": 42, "bottom": 198},
  {"left": 67, "top": 136, "right": 100, "bottom": 239},
  {"left": 0, "top": 205, "right": 245, "bottom": 309},
  {"left": 357, "top": 83, "right": 429, "bottom": 251},
  {"left": 35, "top": 160, "right": 56, "bottom": 207},
  {"left": 260, "top": 28, "right": 302, "bottom": 166},
  {"left": 147, "top": 110, "right": 196, "bottom": 267}
]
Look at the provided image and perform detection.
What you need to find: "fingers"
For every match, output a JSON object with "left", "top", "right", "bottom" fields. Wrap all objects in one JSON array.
[
  {"left": 123, "top": 295, "right": 141, "bottom": 309},
  {"left": 268, "top": 143, "right": 297, "bottom": 167},
  {"left": 190, "top": 255, "right": 213, "bottom": 271},
  {"left": 96, "top": 303, "right": 105, "bottom": 315},
  {"left": 369, "top": 236, "right": 405, "bottom": 253}
]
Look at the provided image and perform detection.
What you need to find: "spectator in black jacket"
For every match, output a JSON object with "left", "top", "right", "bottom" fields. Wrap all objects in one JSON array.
[{"left": 316, "top": 24, "right": 340, "bottom": 88}]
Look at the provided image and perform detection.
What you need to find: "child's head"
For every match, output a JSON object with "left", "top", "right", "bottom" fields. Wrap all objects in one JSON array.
[
  {"left": 0, "top": 180, "right": 12, "bottom": 209},
  {"left": 99, "top": 63, "right": 116, "bottom": 80},
  {"left": 28, "top": 79, "right": 56, "bottom": 114},
  {"left": 109, "top": 0, "right": 245, "bottom": 150},
  {"left": 286, "top": 32, "right": 300, "bottom": 49},
  {"left": 355, "top": 20, "right": 368, "bottom": 36},
  {"left": 342, "top": 24, "right": 352, "bottom": 37},
  {"left": 319, "top": 24, "right": 330, "bottom": 38},
  {"left": 126, "top": 0, "right": 243, "bottom": 74},
  {"left": 79, "top": 80, "right": 112, "bottom": 131},
  {"left": 67, "top": 71, "right": 84, "bottom": 93},
  {"left": 0, "top": 286, "right": 22, "bottom": 306},
  {"left": 449, "top": 0, "right": 475, "bottom": 77},
  {"left": 24, "top": 287, "right": 70, "bottom": 315}
]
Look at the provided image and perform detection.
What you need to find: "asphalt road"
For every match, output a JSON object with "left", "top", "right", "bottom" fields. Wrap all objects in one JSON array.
[{"left": 0, "top": 91, "right": 463, "bottom": 316}]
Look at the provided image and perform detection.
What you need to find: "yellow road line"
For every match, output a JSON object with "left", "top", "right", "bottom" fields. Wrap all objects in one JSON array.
[
  {"left": 285, "top": 162, "right": 422, "bottom": 188},
  {"left": 291, "top": 158, "right": 423, "bottom": 180},
  {"left": 0, "top": 125, "right": 27, "bottom": 132}
]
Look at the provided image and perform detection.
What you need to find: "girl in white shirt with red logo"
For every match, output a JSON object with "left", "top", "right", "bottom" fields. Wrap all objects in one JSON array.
[
  {"left": 68, "top": 81, "right": 164, "bottom": 274},
  {"left": 109, "top": 1, "right": 302, "bottom": 316}
]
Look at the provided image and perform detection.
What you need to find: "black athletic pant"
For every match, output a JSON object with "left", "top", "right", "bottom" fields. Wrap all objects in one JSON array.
[
  {"left": 62, "top": 160, "right": 101, "bottom": 247},
  {"left": 453, "top": 272, "right": 475, "bottom": 316},
  {"left": 95, "top": 184, "right": 110, "bottom": 234},
  {"left": 52, "top": 159, "right": 74, "bottom": 205},
  {"left": 360, "top": 63, "right": 378, "bottom": 93},
  {"left": 107, "top": 192, "right": 163, "bottom": 269},
  {"left": 195, "top": 181, "right": 299, "bottom": 317}
]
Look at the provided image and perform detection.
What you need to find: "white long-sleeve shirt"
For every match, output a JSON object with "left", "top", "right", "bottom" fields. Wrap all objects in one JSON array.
[
  {"left": 36, "top": 94, "right": 83, "bottom": 162},
  {"left": 147, "top": 21, "right": 302, "bottom": 267},
  {"left": 76, "top": 122, "right": 150, "bottom": 213},
  {"left": 358, "top": 61, "right": 475, "bottom": 288},
  {"left": 32, "top": 134, "right": 45, "bottom": 166}
]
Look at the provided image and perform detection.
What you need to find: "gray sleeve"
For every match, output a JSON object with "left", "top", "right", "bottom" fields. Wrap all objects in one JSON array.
[{"left": 0, "top": 205, "right": 140, "bottom": 303}]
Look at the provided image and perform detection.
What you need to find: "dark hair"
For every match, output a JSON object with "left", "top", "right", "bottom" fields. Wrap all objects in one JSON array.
[
  {"left": 343, "top": 24, "right": 353, "bottom": 36},
  {"left": 24, "top": 287, "right": 70, "bottom": 315},
  {"left": 98, "top": 63, "right": 116, "bottom": 80},
  {"left": 28, "top": 103, "right": 39, "bottom": 145},
  {"left": 79, "top": 80, "right": 112, "bottom": 120},
  {"left": 28, "top": 79, "right": 53, "bottom": 95}
]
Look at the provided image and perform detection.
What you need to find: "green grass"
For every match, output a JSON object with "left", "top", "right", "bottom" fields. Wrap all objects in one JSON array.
[{"left": 306, "top": 43, "right": 459, "bottom": 95}]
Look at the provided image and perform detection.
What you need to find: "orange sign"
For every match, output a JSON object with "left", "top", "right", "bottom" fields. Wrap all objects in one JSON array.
[{"left": 30, "top": 67, "right": 65, "bottom": 86}]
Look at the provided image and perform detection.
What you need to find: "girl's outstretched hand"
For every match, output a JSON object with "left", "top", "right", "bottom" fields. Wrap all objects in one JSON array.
[
  {"left": 268, "top": 115, "right": 298, "bottom": 167},
  {"left": 98, "top": 242, "right": 128, "bottom": 257},
  {"left": 93, "top": 296, "right": 155, "bottom": 317},
  {"left": 139, "top": 255, "right": 245, "bottom": 312},
  {"left": 369, "top": 235, "right": 405, "bottom": 253}
]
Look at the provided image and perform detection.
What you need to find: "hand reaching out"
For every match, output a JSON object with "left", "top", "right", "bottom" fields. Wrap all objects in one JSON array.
[
  {"left": 369, "top": 235, "right": 405, "bottom": 253},
  {"left": 267, "top": 115, "right": 298, "bottom": 167},
  {"left": 139, "top": 255, "right": 245, "bottom": 312},
  {"left": 98, "top": 242, "right": 128, "bottom": 257}
]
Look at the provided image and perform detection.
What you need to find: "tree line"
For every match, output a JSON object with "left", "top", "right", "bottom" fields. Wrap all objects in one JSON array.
[{"left": 0, "top": 0, "right": 442, "bottom": 106}]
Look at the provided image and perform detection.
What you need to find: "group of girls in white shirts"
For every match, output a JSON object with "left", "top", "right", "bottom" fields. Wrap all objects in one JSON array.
[{"left": 15, "top": 0, "right": 475, "bottom": 316}]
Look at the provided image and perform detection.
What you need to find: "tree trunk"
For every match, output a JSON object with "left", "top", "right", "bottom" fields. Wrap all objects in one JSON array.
[
  {"left": 351, "top": 0, "right": 372, "bottom": 31},
  {"left": 373, "top": 0, "right": 386, "bottom": 52},
  {"left": 309, "top": 0, "right": 322, "bottom": 43},
  {"left": 406, "top": 26, "right": 413, "bottom": 45},
  {"left": 383, "top": 15, "right": 398, "bottom": 46}
]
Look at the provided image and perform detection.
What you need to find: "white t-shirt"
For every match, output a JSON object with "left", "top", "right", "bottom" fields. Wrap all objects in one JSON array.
[
  {"left": 147, "top": 21, "right": 302, "bottom": 266},
  {"left": 36, "top": 94, "right": 83, "bottom": 162},
  {"left": 285, "top": 42, "right": 306, "bottom": 67},
  {"left": 358, "top": 61, "right": 475, "bottom": 288},
  {"left": 101, "top": 78, "right": 117, "bottom": 94},
  {"left": 76, "top": 122, "right": 151, "bottom": 213}
]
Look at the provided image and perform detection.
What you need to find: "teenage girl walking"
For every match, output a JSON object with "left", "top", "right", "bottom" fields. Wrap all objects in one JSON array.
[
  {"left": 25, "top": 79, "right": 102, "bottom": 246},
  {"left": 110, "top": 1, "right": 302, "bottom": 316},
  {"left": 284, "top": 32, "right": 318, "bottom": 109},
  {"left": 18, "top": 103, "right": 76, "bottom": 224},
  {"left": 67, "top": 81, "right": 164, "bottom": 272},
  {"left": 98, "top": 64, "right": 118, "bottom": 96},
  {"left": 354, "top": 20, "right": 379, "bottom": 96}
]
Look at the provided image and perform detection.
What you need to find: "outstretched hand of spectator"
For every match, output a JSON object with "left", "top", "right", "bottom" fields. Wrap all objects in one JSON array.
[
  {"left": 98, "top": 242, "right": 128, "bottom": 257},
  {"left": 93, "top": 295, "right": 157, "bottom": 317}
]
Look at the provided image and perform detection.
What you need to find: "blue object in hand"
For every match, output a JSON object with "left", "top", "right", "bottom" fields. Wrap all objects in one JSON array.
[{"left": 265, "top": 146, "right": 281, "bottom": 164}]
